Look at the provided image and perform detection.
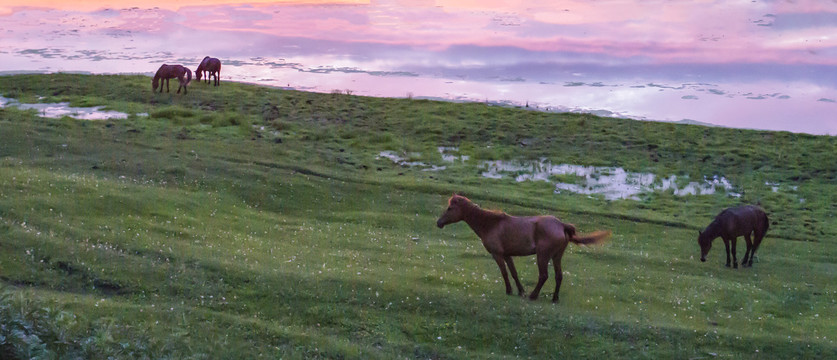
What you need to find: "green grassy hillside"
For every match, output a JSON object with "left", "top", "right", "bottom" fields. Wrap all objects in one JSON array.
[{"left": 0, "top": 74, "right": 835, "bottom": 359}]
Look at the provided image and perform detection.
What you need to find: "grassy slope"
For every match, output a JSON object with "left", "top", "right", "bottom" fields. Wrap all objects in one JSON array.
[{"left": 0, "top": 74, "right": 835, "bottom": 359}]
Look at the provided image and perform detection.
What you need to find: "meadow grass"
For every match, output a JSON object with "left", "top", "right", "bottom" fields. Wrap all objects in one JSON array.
[{"left": 0, "top": 73, "right": 835, "bottom": 359}]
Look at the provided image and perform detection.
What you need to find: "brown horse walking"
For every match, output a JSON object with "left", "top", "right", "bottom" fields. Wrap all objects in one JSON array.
[
  {"left": 698, "top": 205, "right": 769, "bottom": 268},
  {"left": 196, "top": 56, "right": 222, "bottom": 86},
  {"left": 436, "top": 194, "right": 611, "bottom": 303},
  {"left": 152, "top": 64, "right": 192, "bottom": 94}
]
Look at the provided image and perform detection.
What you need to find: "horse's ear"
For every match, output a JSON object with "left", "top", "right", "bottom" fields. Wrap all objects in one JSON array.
[{"left": 450, "top": 194, "right": 464, "bottom": 204}]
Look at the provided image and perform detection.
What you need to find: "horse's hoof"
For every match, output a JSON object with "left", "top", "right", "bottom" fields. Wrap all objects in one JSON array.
[
  {"left": 725, "top": 263, "right": 731, "bottom": 267},
  {"left": 552, "top": 298, "right": 559, "bottom": 304}
]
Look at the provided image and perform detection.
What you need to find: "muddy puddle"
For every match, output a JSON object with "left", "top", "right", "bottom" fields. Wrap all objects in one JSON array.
[
  {"left": 0, "top": 96, "right": 146, "bottom": 120},
  {"left": 380, "top": 148, "right": 740, "bottom": 200}
]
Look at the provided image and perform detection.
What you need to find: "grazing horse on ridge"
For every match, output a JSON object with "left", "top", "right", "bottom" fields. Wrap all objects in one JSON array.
[
  {"left": 436, "top": 194, "right": 611, "bottom": 303},
  {"left": 698, "top": 205, "right": 769, "bottom": 268},
  {"left": 152, "top": 64, "right": 192, "bottom": 94},
  {"left": 196, "top": 56, "right": 222, "bottom": 86}
]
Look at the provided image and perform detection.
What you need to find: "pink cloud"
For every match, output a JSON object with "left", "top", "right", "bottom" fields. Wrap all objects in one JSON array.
[{"left": 1, "top": 0, "right": 833, "bottom": 70}]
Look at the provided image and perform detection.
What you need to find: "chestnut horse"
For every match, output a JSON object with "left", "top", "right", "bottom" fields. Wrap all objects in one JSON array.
[
  {"left": 436, "top": 194, "right": 611, "bottom": 302},
  {"left": 152, "top": 64, "right": 192, "bottom": 94},
  {"left": 698, "top": 205, "right": 769, "bottom": 268},
  {"left": 196, "top": 56, "right": 222, "bottom": 86}
]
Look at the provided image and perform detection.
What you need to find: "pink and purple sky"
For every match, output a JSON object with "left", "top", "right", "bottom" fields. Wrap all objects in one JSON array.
[{"left": 1, "top": 0, "right": 835, "bottom": 134}]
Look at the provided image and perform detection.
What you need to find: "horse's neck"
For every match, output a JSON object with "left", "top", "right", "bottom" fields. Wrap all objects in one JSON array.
[
  {"left": 704, "top": 220, "right": 723, "bottom": 239},
  {"left": 462, "top": 204, "right": 504, "bottom": 237}
]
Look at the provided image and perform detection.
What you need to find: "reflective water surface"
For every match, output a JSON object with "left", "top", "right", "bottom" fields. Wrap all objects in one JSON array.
[
  {"left": 379, "top": 149, "right": 740, "bottom": 201},
  {"left": 479, "top": 159, "right": 738, "bottom": 201}
]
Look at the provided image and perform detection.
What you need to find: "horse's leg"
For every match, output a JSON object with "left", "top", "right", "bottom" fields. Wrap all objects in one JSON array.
[
  {"left": 491, "top": 254, "right": 513, "bottom": 295},
  {"left": 723, "top": 238, "right": 731, "bottom": 267},
  {"left": 165, "top": 78, "right": 170, "bottom": 93},
  {"left": 741, "top": 233, "right": 753, "bottom": 267},
  {"left": 551, "top": 254, "right": 563, "bottom": 303},
  {"left": 503, "top": 256, "right": 525, "bottom": 296},
  {"left": 731, "top": 237, "right": 738, "bottom": 269},
  {"left": 528, "top": 252, "right": 550, "bottom": 301},
  {"left": 177, "top": 76, "right": 187, "bottom": 94}
]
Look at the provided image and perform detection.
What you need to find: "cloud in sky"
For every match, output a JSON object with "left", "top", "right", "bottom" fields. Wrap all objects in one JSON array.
[
  {"left": 0, "top": 0, "right": 368, "bottom": 14},
  {"left": 3, "top": 0, "right": 835, "bottom": 67}
]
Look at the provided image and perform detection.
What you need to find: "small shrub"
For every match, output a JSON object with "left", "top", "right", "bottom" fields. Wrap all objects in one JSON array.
[
  {"left": 269, "top": 120, "right": 295, "bottom": 131},
  {"left": 69, "top": 96, "right": 108, "bottom": 108},
  {"left": 0, "top": 286, "right": 77, "bottom": 359},
  {"left": 368, "top": 132, "right": 394, "bottom": 145},
  {"left": 150, "top": 106, "right": 196, "bottom": 120},
  {"left": 212, "top": 113, "right": 241, "bottom": 127}
]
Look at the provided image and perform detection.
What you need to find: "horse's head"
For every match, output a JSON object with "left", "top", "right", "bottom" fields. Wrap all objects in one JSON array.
[
  {"left": 697, "top": 231, "right": 711, "bottom": 262},
  {"left": 436, "top": 194, "right": 469, "bottom": 228},
  {"left": 153, "top": 63, "right": 167, "bottom": 92},
  {"left": 195, "top": 68, "right": 202, "bottom": 81}
]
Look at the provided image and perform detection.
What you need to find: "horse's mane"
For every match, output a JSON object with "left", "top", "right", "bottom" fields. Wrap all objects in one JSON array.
[
  {"left": 477, "top": 207, "right": 508, "bottom": 220},
  {"left": 701, "top": 218, "right": 723, "bottom": 242},
  {"left": 461, "top": 198, "right": 508, "bottom": 221}
]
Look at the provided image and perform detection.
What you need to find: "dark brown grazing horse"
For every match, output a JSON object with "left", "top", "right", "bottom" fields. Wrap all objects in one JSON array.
[
  {"left": 436, "top": 194, "right": 611, "bottom": 303},
  {"left": 196, "top": 56, "right": 222, "bottom": 86},
  {"left": 152, "top": 64, "right": 192, "bottom": 94},
  {"left": 698, "top": 205, "right": 769, "bottom": 268}
]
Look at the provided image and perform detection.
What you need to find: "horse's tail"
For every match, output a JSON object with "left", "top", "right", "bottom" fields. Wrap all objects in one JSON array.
[
  {"left": 757, "top": 210, "right": 769, "bottom": 240},
  {"left": 184, "top": 68, "right": 192, "bottom": 86},
  {"left": 762, "top": 211, "right": 770, "bottom": 233},
  {"left": 566, "top": 223, "right": 611, "bottom": 246}
]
